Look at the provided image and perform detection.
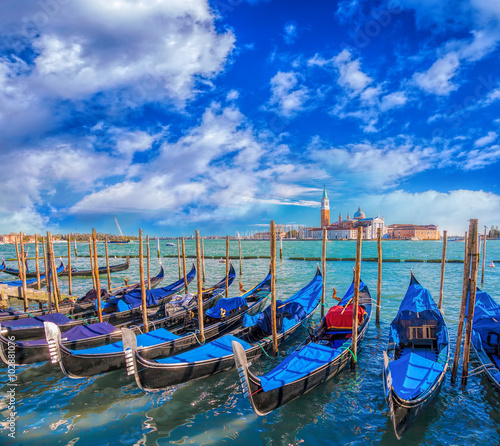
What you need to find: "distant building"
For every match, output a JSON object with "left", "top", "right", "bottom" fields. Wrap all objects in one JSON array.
[
  {"left": 387, "top": 224, "right": 440, "bottom": 240},
  {"left": 308, "top": 188, "right": 386, "bottom": 240}
]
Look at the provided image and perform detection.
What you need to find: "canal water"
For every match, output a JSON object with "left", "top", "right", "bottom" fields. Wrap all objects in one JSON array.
[{"left": 1, "top": 239, "right": 499, "bottom": 445}]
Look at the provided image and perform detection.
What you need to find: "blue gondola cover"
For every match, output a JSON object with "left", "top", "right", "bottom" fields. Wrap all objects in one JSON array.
[{"left": 206, "top": 296, "right": 248, "bottom": 319}]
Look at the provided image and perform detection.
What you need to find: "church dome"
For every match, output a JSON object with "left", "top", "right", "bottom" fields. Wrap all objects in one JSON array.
[{"left": 353, "top": 206, "right": 365, "bottom": 219}]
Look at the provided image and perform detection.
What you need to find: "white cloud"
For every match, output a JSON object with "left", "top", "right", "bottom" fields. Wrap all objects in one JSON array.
[
  {"left": 267, "top": 71, "right": 309, "bottom": 117},
  {"left": 333, "top": 49, "right": 372, "bottom": 94},
  {"left": 283, "top": 21, "right": 298, "bottom": 44},
  {"left": 413, "top": 53, "right": 460, "bottom": 95},
  {"left": 380, "top": 91, "right": 408, "bottom": 111},
  {"left": 365, "top": 189, "right": 500, "bottom": 235},
  {"left": 474, "top": 131, "right": 498, "bottom": 148},
  {"left": 463, "top": 145, "right": 500, "bottom": 170}
]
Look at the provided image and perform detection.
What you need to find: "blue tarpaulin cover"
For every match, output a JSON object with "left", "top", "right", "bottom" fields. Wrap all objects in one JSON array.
[
  {"left": 168, "top": 294, "right": 195, "bottom": 308},
  {"left": 157, "top": 334, "right": 251, "bottom": 364},
  {"left": 100, "top": 265, "right": 197, "bottom": 312},
  {"left": 388, "top": 352, "right": 445, "bottom": 400},
  {"left": 19, "top": 322, "right": 118, "bottom": 346},
  {"left": 260, "top": 342, "right": 340, "bottom": 392},
  {"left": 470, "top": 289, "right": 500, "bottom": 354},
  {"left": 1, "top": 312, "right": 71, "bottom": 329},
  {"left": 206, "top": 296, "right": 248, "bottom": 318},
  {"left": 73, "top": 327, "right": 180, "bottom": 355},
  {"left": 0, "top": 262, "right": 64, "bottom": 288}
]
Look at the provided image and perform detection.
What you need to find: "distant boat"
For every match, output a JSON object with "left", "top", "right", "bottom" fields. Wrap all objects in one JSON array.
[
  {"left": 490, "top": 261, "right": 495, "bottom": 268},
  {"left": 165, "top": 243, "right": 175, "bottom": 247},
  {"left": 219, "top": 258, "right": 226, "bottom": 264}
]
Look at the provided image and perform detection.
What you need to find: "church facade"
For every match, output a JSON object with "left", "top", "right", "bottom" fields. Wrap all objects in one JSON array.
[{"left": 308, "top": 187, "right": 386, "bottom": 240}]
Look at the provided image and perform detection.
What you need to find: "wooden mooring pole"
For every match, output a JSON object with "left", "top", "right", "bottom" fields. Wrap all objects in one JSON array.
[
  {"left": 67, "top": 234, "right": 72, "bottom": 295},
  {"left": 280, "top": 236, "right": 283, "bottom": 261},
  {"left": 177, "top": 239, "right": 182, "bottom": 280},
  {"left": 146, "top": 235, "right": 151, "bottom": 290},
  {"left": 157, "top": 237, "right": 161, "bottom": 259},
  {"left": 321, "top": 227, "right": 327, "bottom": 319},
  {"left": 201, "top": 237, "right": 206, "bottom": 284},
  {"left": 376, "top": 227, "right": 382, "bottom": 324},
  {"left": 89, "top": 238, "right": 96, "bottom": 290},
  {"left": 139, "top": 229, "right": 148, "bottom": 332},
  {"left": 48, "top": 232, "right": 60, "bottom": 313},
  {"left": 225, "top": 236, "right": 229, "bottom": 298},
  {"left": 182, "top": 237, "right": 188, "bottom": 293},
  {"left": 195, "top": 230, "right": 205, "bottom": 343},
  {"left": 438, "top": 230, "right": 447, "bottom": 310},
  {"left": 74, "top": 237, "right": 78, "bottom": 257},
  {"left": 462, "top": 220, "right": 480, "bottom": 386},
  {"left": 92, "top": 229, "right": 102, "bottom": 323},
  {"left": 17, "top": 234, "right": 28, "bottom": 312},
  {"left": 270, "top": 221, "right": 278, "bottom": 357},
  {"left": 351, "top": 226, "right": 363, "bottom": 370},
  {"left": 481, "top": 227, "right": 487, "bottom": 287},
  {"left": 105, "top": 237, "right": 111, "bottom": 291},
  {"left": 451, "top": 230, "right": 470, "bottom": 383},
  {"left": 43, "top": 237, "right": 52, "bottom": 313},
  {"left": 35, "top": 234, "right": 41, "bottom": 291},
  {"left": 238, "top": 238, "right": 242, "bottom": 276}
]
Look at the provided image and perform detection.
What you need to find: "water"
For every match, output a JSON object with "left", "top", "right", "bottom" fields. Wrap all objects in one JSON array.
[{"left": 1, "top": 239, "right": 500, "bottom": 445}]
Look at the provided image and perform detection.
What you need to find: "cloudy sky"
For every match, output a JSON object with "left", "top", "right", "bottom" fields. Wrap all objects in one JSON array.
[{"left": 1, "top": 0, "right": 499, "bottom": 236}]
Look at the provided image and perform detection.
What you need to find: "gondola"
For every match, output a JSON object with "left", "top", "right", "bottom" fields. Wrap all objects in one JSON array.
[
  {"left": 233, "top": 275, "right": 371, "bottom": 416},
  {"left": 2, "top": 257, "right": 130, "bottom": 278},
  {"left": 0, "top": 265, "right": 227, "bottom": 366},
  {"left": 0, "top": 264, "right": 197, "bottom": 341},
  {"left": 123, "top": 266, "right": 322, "bottom": 391},
  {"left": 469, "top": 287, "right": 500, "bottom": 391},
  {"left": 0, "top": 264, "right": 165, "bottom": 322},
  {"left": 0, "top": 261, "right": 64, "bottom": 289},
  {"left": 382, "top": 272, "right": 449, "bottom": 439},
  {"left": 43, "top": 265, "right": 264, "bottom": 378}
]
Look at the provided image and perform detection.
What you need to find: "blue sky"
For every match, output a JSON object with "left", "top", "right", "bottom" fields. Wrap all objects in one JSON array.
[{"left": 1, "top": 0, "right": 499, "bottom": 236}]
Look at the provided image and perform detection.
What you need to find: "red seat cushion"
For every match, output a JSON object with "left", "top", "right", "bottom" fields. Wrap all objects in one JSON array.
[{"left": 326, "top": 305, "right": 366, "bottom": 330}]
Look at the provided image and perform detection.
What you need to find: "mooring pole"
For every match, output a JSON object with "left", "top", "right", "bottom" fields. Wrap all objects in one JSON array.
[
  {"left": 91, "top": 229, "right": 102, "bottom": 322},
  {"left": 438, "top": 230, "right": 448, "bottom": 310},
  {"left": 280, "top": 236, "right": 283, "bottom": 261},
  {"left": 195, "top": 230, "right": 205, "bottom": 343},
  {"left": 376, "top": 227, "right": 382, "bottom": 324},
  {"left": 181, "top": 237, "right": 188, "bottom": 293},
  {"left": 146, "top": 235, "right": 151, "bottom": 290},
  {"left": 67, "top": 234, "right": 72, "bottom": 296},
  {"left": 321, "top": 227, "right": 327, "bottom": 319},
  {"left": 48, "top": 232, "right": 60, "bottom": 313},
  {"left": 105, "top": 237, "right": 111, "bottom": 291},
  {"left": 35, "top": 234, "right": 41, "bottom": 291},
  {"left": 481, "top": 227, "right": 487, "bottom": 287},
  {"left": 462, "top": 220, "right": 480, "bottom": 386},
  {"left": 201, "top": 237, "right": 206, "bottom": 284},
  {"left": 17, "top": 235, "right": 28, "bottom": 312},
  {"left": 74, "top": 238, "right": 78, "bottom": 257},
  {"left": 351, "top": 226, "right": 363, "bottom": 370},
  {"left": 89, "top": 238, "right": 96, "bottom": 290},
  {"left": 225, "top": 235, "right": 229, "bottom": 298},
  {"left": 270, "top": 221, "right": 278, "bottom": 357},
  {"left": 451, "top": 230, "right": 470, "bottom": 383},
  {"left": 157, "top": 237, "right": 161, "bottom": 259},
  {"left": 238, "top": 238, "right": 242, "bottom": 276},
  {"left": 43, "top": 237, "right": 52, "bottom": 313},
  {"left": 138, "top": 229, "right": 148, "bottom": 332},
  {"left": 177, "top": 239, "right": 182, "bottom": 280}
]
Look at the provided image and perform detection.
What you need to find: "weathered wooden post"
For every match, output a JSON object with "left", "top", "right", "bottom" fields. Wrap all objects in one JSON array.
[
  {"left": 351, "top": 225, "right": 363, "bottom": 369},
  {"left": 105, "top": 237, "right": 111, "bottom": 291},
  {"left": 177, "top": 239, "right": 182, "bottom": 280},
  {"left": 146, "top": 235, "right": 151, "bottom": 290},
  {"left": 280, "top": 236, "right": 283, "bottom": 261},
  {"left": 195, "top": 230, "right": 205, "bottom": 343},
  {"left": 17, "top": 234, "right": 28, "bottom": 312},
  {"left": 181, "top": 237, "right": 188, "bottom": 293},
  {"left": 201, "top": 237, "right": 206, "bottom": 284},
  {"left": 481, "top": 227, "right": 487, "bottom": 286},
  {"left": 225, "top": 235, "right": 229, "bottom": 298},
  {"left": 238, "top": 238, "right": 242, "bottom": 276},
  {"left": 376, "top": 227, "right": 382, "bottom": 324},
  {"left": 321, "top": 227, "right": 327, "bottom": 319},
  {"left": 438, "top": 230, "right": 448, "bottom": 310},
  {"left": 74, "top": 237, "right": 78, "bottom": 257},
  {"left": 270, "top": 221, "right": 278, "bottom": 357},
  {"left": 48, "top": 232, "right": 60, "bottom": 313},
  {"left": 35, "top": 234, "right": 41, "bottom": 290},
  {"left": 42, "top": 237, "right": 52, "bottom": 313},
  {"left": 139, "top": 229, "right": 149, "bottom": 333},
  {"left": 89, "top": 238, "right": 96, "bottom": 290},
  {"left": 451, "top": 230, "right": 470, "bottom": 383},
  {"left": 157, "top": 237, "right": 161, "bottom": 259},
  {"left": 91, "top": 229, "right": 102, "bottom": 323},
  {"left": 66, "top": 234, "right": 72, "bottom": 296},
  {"left": 462, "top": 220, "right": 480, "bottom": 385}
]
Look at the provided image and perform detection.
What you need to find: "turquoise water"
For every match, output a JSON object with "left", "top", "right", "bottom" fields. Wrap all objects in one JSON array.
[{"left": 1, "top": 239, "right": 500, "bottom": 445}]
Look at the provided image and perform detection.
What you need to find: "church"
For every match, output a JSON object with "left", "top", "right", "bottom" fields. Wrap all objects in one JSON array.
[{"left": 307, "top": 187, "right": 386, "bottom": 240}]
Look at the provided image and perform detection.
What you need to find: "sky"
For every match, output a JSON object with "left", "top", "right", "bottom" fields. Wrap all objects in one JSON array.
[{"left": 1, "top": 0, "right": 500, "bottom": 237}]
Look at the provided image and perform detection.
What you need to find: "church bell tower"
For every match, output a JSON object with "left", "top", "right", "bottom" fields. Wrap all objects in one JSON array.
[{"left": 321, "top": 186, "right": 330, "bottom": 227}]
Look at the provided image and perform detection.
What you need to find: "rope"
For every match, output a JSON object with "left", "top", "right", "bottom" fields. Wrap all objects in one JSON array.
[
  {"left": 467, "top": 363, "right": 497, "bottom": 377},
  {"left": 343, "top": 347, "right": 357, "bottom": 362},
  {"left": 192, "top": 331, "right": 205, "bottom": 345},
  {"left": 257, "top": 341, "right": 279, "bottom": 359}
]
